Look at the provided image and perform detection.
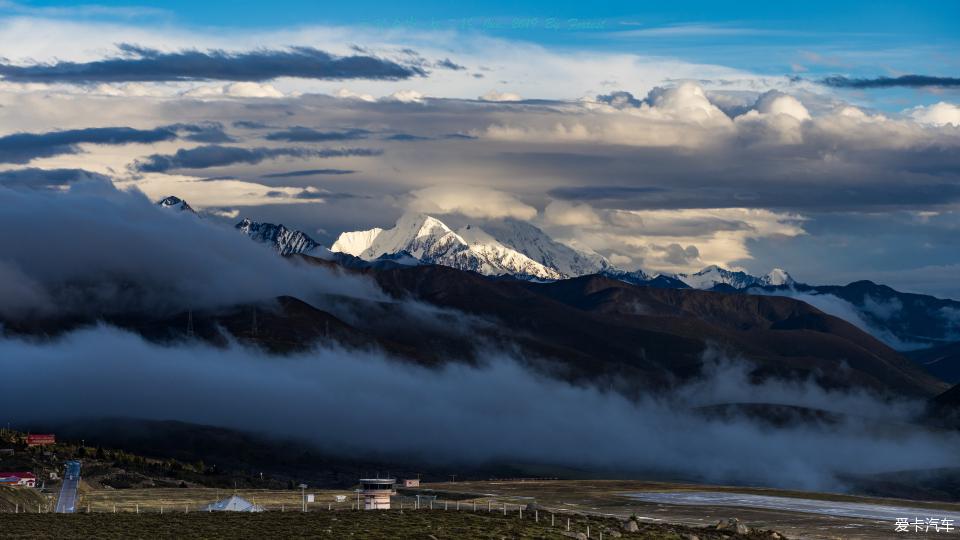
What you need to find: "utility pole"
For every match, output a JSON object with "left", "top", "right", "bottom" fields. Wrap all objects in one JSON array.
[
  {"left": 298, "top": 484, "right": 307, "bottom": 512},
  {"left": 186, "top": 310, "right": 194, "bottom": 338}
]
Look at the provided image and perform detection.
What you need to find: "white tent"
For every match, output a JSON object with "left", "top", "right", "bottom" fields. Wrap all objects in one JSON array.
[{"left": 201, "top": 495, "right": 265, "bottom": 512}]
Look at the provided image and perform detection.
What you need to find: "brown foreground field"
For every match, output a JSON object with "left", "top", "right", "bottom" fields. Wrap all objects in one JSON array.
[
  {"left": 77, "top": 486, "right": 357, "bottom": 512},
  {"left": 416, "top": 480, "right": 960, "bottom": 540},
  {"left": 8, "top": 479, "right": 959, "bottom": 538},
  {"left": 0, "top": 509, "right": 776, "bottom": 539}
]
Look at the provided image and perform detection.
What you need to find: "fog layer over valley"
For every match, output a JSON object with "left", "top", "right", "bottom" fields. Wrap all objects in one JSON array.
[
  {"left": 2, "top": 178, "right": 957, "bottom": 497},
  {"left": 1, "top": 324, "right": 957, "bottom": 493}
]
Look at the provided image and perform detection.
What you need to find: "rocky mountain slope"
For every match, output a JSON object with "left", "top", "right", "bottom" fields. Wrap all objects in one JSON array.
[{"left": 236, "top": 218, "right": 322, "bottom": 256}]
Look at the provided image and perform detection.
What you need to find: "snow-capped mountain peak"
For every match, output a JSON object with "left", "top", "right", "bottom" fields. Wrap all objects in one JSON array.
[
  {"left": 330, "top": 214, "right": 794, "bottom": 287},
  {"left": 762, "top": 268, "right": 794, "bottom": 286},
  {"left": 236, "top": 218, "right": 321, "bottom": 256},
  {"left": 678, "top": 265, "right": 795, "bottom": 289},
  {"left": 333, "top": 213, "right": 465, "bottom": 260},
  {"left": 331, "top": 213, "right": 599, "bottom": 280}
]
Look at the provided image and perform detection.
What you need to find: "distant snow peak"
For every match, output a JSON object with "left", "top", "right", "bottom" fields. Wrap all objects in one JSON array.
[
  {"left": 157, "top": 195, "right": 195, "bottom": 213},
  {"left": 330, "top": 213, "right": 609, "bottom": 280},
  {"left": 236, "top": 218, "right": 320, "bottom": 256},
  {"left": 678, "top": 265, "right": 795, "bottom": 290},
  {"left": 763, "top": 268, "right": 794, "bottom": 286}
]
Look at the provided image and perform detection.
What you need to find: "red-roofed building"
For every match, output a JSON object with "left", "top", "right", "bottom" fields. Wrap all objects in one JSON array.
[
  {"left": 0, "top": 472, "right": 36, "bottom": 488},
  {"left": 26, "top": 434, "right": 55, "bottom": 446}
]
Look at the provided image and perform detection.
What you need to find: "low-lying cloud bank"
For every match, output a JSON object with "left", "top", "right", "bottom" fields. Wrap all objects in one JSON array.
[
  {"left": 2, "top": 325, "right": 956, "bottom": 492},
  {"left": 752, "top": 288, "right": 927, "bottom": 350},
  {"left": 0, "top": 178, "right": 378, "bottom": 318}
]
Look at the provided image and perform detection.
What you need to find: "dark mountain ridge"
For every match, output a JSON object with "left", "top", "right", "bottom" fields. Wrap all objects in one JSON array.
[{"left": 1, "top": 256, "right": 946, "bottom": 400}]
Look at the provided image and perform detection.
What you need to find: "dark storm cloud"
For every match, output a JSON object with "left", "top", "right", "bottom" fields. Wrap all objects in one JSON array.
[
  {"left": 133, "top": 145, "right": 383, "bottom": 172},
  {"left": 523, "top": 140, "right": 960, "bottom": 212},
  {"left": 596, "top": 90, "right": 642, "bottom": 108},
  {"left": 443, "top": 133, "right": 478, "bottom": 140},
  {"left": 0, "top": 167, "right": 110, "bottom": 188},
  {"left": 383, "top": 133, "right": 431, "bottom": 141},
  {"left": 549, "top": 185, "right": 666, "bottom": 200},
  {"left": 0, "top": 44, "right": 427, "bottom": 83},
  {"left": 0, "top": 123, "right": 240, "bottom": 164},
  {"left": 232, "top": 120, "right": 271, "bottom": 129},
  {"left": 264, "top": 127, "right": 371, "bottom": 142},
  {"left": 0, "top": 126, "right": 178, "bottom": 164},
  {"left": 550, "top": 180, "right": 960, "bottom": 212},
  {"left": 262, "top": 168, "right": 356, "bottom": 178},
  {"left": 821, "top": 74, "right": 960, "bottom": 89},
  {"left": 435, "top": 58, "right": 466, "bottom": 71}
]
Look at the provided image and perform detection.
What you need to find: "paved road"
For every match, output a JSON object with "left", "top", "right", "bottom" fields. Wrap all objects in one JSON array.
[
  {"left": 626, "top": 491, "right": 960, "bottom": 523},
  {"left": 54, "top": 461, "right": 81, "bottom": 513}
]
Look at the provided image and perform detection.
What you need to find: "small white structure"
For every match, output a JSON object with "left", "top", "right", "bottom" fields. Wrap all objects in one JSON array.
[
  {"left": 201, "top": 495, "right": 264, "bottom": 512},
  {"left": 0, "top": 472, "right": 36, "bottom": 488},
  {"left": 359, "top": 478, "right": 396, "bottom": 510}
]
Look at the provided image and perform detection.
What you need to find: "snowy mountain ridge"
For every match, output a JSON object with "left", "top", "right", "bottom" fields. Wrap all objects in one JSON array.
[
  {"left": 331, "top": 213, "right": 564, "bottom": 279},
  {"left": 157, "top": 196, "right": 794, "bottom": 287},
  {"left": 331, "top": 212, "right": 796, "bottom": 286},
  {"left": 675, "top": 265, "right": 795, "bottom": 290},
  {"left": 236, "top": 218, "right": 322, "bottom": 256}
]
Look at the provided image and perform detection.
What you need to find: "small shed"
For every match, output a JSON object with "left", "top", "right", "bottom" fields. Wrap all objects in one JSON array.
[
  {"left": 200, "top": 495, "right": 264, "bottom": 512},
  {"left": 0, "top": 472, "right": 36, "bottom": 488}
]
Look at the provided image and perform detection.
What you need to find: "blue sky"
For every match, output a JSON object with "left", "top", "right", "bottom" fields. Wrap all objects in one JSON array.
[
  {"left": 9, "top": 0, "right": 959, "bottom": 109},
  {"left": 12, "top": 0, "right": 960, "bottom": 57}
]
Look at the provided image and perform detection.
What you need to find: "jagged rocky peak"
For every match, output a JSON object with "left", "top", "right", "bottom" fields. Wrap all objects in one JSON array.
[
  {"left": 156, "top": 195, "right": 195, "bottom": 213},
  {"left": 236, "top": 218, "right": 320, "bottom": 256}
]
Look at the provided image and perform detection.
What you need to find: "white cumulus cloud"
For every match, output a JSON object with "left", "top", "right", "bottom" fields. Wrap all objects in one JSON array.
[{"left": 909, "top": 102, "right": 960, "bottom": 127}]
